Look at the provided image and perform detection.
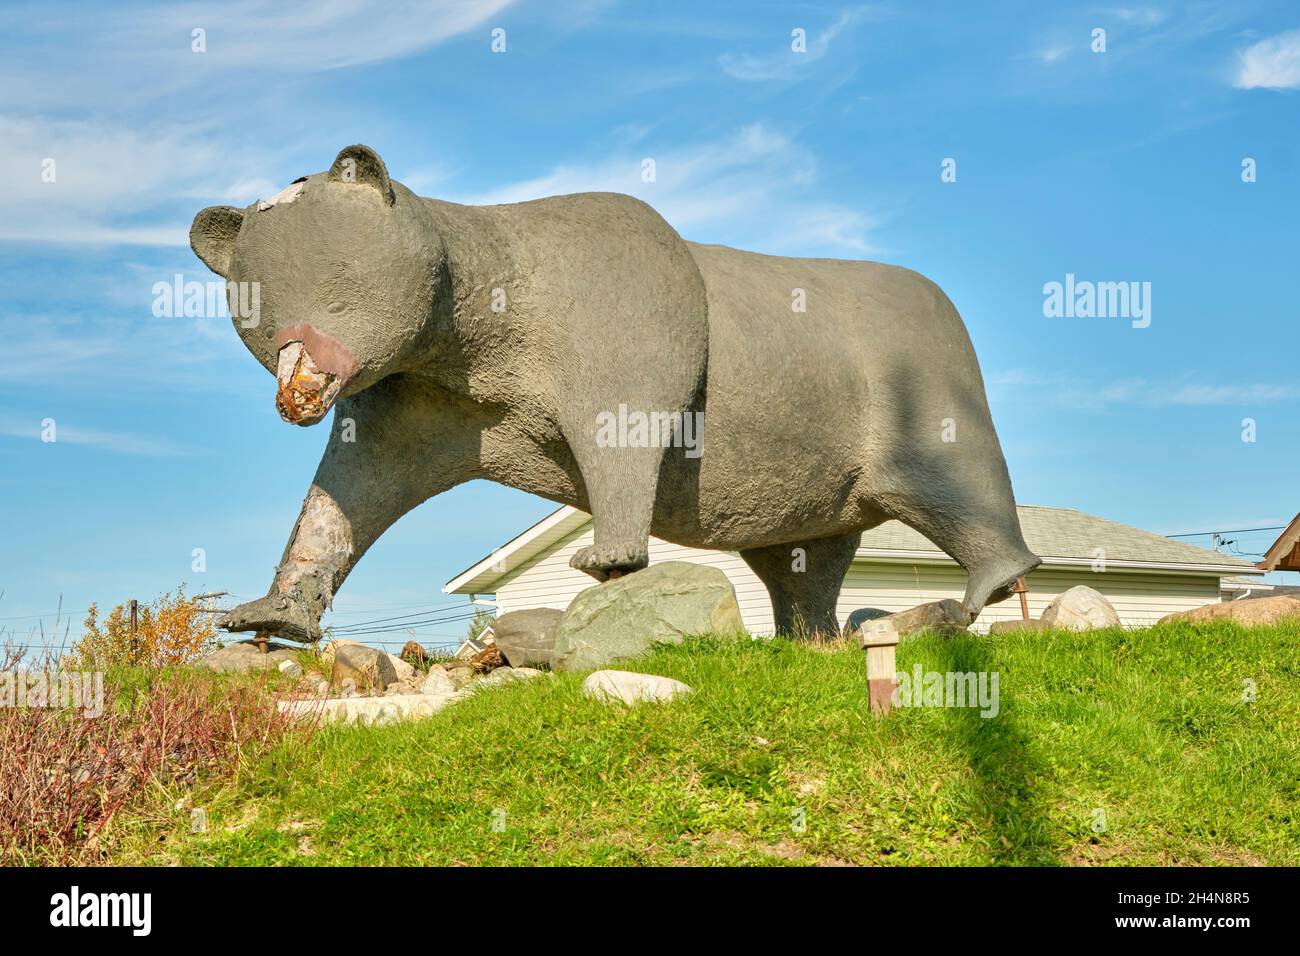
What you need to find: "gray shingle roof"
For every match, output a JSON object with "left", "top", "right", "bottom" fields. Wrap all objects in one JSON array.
[{"left": 859, "top": 505, "right": 1257, "bottom": 568}]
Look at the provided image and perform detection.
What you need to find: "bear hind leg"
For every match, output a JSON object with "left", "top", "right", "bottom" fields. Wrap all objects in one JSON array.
[{"left": 741, "top": 532, "right": 861, "bottom": 638}]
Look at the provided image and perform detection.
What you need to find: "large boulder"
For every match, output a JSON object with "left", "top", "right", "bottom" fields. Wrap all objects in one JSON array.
[
  {"left": 1040, "top": 586, "right": 1121, "bottom": 631},
  {"left": 493, "top": 608, "right": 563, "bottom": 668},
  {"left": 1160, "top": 595, "right": 1300, "bottom": 627},
  {"left": 201, "top": 640, "right": 301, "bottom": 674},
  {"left": 331, "top": 643, "right": 398, "bottom": 694},
  {"left": 582, "top": 670, "right": 694, "bottom": 706},
  {"left": 387, "top": 653, "right": 416, "bottom": 682},
  {"left": 552, "top": 561, "right": 744, "bottom": 672},
  {"left": 320, "top": 639, "right": 361, "bottom": 667},
  {"left": 854, "top": 599, "right": 971, "bottom": 642}
]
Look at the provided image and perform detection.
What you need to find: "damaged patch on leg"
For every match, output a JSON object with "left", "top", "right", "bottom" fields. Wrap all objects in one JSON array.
[{"left": 277, "top": 490, "right": 353, "bottom": 613}]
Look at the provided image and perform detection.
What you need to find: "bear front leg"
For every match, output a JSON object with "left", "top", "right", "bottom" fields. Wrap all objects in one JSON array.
[
  {"left": 559, "top": 388, "right": 704, "bottom": 583},
  {"left": 565, "top": 434, "right": 668, "bottom": 582},
  {"left": 219, "top": 381, "right": 480, "bottom": 643}
]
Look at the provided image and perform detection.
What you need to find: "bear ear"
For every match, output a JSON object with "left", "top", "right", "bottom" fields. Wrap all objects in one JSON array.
[
  {"left": 190, "top": 205, "right": 245, "bottom": 277},
  {"left": 328, "top": 144, "right": 395, "bottom": 206}
]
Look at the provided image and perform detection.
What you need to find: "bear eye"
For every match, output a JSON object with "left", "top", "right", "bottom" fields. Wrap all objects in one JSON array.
[{"left": 326, "top": 301, "right": 346, "bottom": 315}]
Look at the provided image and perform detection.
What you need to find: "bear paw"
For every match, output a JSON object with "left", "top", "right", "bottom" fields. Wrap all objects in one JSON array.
[
  {"left": 218, "top": 592, "right": 322, "bottom": 644},
  {"left": 570, "top": 542, "right": 650, "bottom": 582}
]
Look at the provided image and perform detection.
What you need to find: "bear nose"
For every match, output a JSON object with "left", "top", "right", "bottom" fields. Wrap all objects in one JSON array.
[{"left": 273, "top": 324, "right": 358, "bottom": 426}]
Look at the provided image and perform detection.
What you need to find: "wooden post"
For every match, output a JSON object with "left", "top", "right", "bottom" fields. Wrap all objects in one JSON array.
[
  {"left": 860, "top": 628, "right": 900, "bottom": 716},
  {"left": 1014, "top": 576, "right": 1030, "bottom": 620},
  {"left": 129, "top": 599, "right": 139, "bottom": 664},
  {"left": 254, "top": 630, "right": 270, "bottom": 655}
]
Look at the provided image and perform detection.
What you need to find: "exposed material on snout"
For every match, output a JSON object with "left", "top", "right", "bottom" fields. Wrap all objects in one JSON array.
[{"left": 274, "top": 324, "right": 359, "bottom": 426}]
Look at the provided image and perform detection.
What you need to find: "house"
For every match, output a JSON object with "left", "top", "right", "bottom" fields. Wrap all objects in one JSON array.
[
  {"left": 1258, "top": 513, "right": 1300, "bottom": 573},
  {"left": 444, "top": 505, "right": 1263, "bottom": 633},
  {"left": 454, "top": 624, "right": 495, "bottom": 661}
]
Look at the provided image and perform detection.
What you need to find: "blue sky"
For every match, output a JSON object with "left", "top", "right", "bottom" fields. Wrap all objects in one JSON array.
[{"left": 2, "top": 0, "right": 1298, "bottom": 647}]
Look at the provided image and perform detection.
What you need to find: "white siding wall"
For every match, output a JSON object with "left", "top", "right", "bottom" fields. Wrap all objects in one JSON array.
[
  {"left": 840, "top": 562, "right": 1221, "bottom": 632},
  {"left": 493, "top": 525, "right": 1223, "bottom": 633}
]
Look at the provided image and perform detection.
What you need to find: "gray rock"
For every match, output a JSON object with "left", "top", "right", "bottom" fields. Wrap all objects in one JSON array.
[
  {"left": 1159, "top": 595, "right": 1300, "bottom": 627},
  {"left": 582, "top": 670, "right": 694, "bottom": 706},
  {"left": 854, "top": 599, "right": 971, "bottom": 642},
  {"left": 277, "top": 658, "right": 304, "bottom": 678},
  {"left": 420, "top": 666, "right": 458, "bottom": 697},
  {"left": 331, "top": 643, "right": 398, "bottom": 694},
  {"left": 493, "top": 608, "right": 562, "bottom": 668},
  {"left": 1040, "top": 586, "right": 1120, "bottom": 631},
  {"left": 843, "top": 608, "right": 891, "bottom": 635},
  {"left": 441, "top": 661, "right": 477, "bottom": 688},
  {"left": 387, "top": 653, "right": 416, "bottom": 681},
  {"left": 279, "top": 692, "right": 459, "bottom": 727},
  {"left": 553, "top": 562, "right": 744, "bottom": 672},
  {"left": 320, "top": 639, "right": 361, "bottom": 667},
  {"left": 201, "top": 640, "right": 301, "bottom": 674},
  {"left": 472, "top": 666, "right": 546, "bottom": 689}
]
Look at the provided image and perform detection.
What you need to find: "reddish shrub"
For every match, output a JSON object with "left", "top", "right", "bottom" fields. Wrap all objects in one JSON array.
[{"left": 0, "top": 647, "right": 314, "bottom": 864}]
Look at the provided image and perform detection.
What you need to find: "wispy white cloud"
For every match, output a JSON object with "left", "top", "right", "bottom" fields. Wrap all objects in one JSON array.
[
  {"left": 454, "top": 123, "right": 880, "bottom": 255},
  {"left": 0, "top": 115, "right": 281, "bottom": 246},
  {"left": 989, "top": 369, "right": 1300, "bottom": 410},
  {"left": 0, "top": 415, "right": 196, "bottom": 456},
  {"left": 719, "top": 8, "right": 865, "bottom": 82},
  {"left": 1107, "top": 7, "right": 1168, "bottom": 27},
  {"left": 1233, "top": 28, "right": 1300, "bottom": 90},
  {"left": 1035, "top": 43, "right": 1070, "bottom": 64}
]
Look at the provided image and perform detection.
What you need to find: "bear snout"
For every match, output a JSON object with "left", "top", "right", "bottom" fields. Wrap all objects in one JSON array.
[{"left": 273, "top": 325, "right": 359, "bottom": 426}]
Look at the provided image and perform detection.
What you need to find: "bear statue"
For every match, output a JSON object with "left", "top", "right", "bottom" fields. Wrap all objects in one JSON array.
[{"left": 190, "top": 144, "right": 1040, "bottom": 642}]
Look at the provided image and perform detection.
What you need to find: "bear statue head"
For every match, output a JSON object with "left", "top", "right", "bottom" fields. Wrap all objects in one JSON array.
[{"left": 190, "top": 144, "right": 445, "bottom": 426}]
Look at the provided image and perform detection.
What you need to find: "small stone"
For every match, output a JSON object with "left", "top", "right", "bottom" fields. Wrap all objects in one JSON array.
[
  {"left": 582, "top": 670, "right": 694, "bottom": 706},
  {"left": 473, "top": 666, "right": 545, "bottom": 689},
  {"left": 421, "top": 666, "right": 457, "bottom": 697},
  {"left": 470, "top": 643, "right": 505, "bottom": 671},
  {"left": 278, "top": 690, "right": 460, "bottom": 726},
  {"left": 278, "top": 659, "right": 304, "bottom": 678},
  {"left": 493, "top": 607, "right": 562, "bottom": 668},
  {"left": 331, "top": 643, "right": 398, "bottom": 695},
  {"left": 400, "top": 640, "right": 430, "bottom": 666},
  {"left": 201, "top": 640, "right": 301, "bottom": 674}
]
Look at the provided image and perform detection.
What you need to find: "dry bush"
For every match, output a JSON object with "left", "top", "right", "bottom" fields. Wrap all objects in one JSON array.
[
  {"left": 72, "top": 586, "right": 218, "bottom": 669},
  {"left": 0, "top": 646, "right": 313, "bottom": 864}
]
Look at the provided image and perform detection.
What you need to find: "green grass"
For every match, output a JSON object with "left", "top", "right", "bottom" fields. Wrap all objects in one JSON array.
[{"left": 107, "top": 620, "right": 1299, "bottom": 866}]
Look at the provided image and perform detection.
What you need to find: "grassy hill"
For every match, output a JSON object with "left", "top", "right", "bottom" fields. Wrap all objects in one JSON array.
[{"left": 99, "top": 618, "right": 1298, "bottom": 866}]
